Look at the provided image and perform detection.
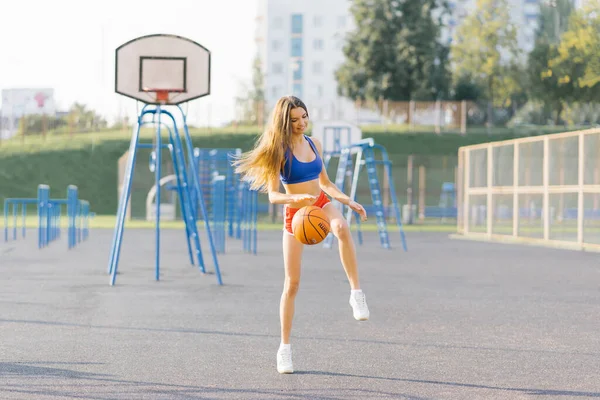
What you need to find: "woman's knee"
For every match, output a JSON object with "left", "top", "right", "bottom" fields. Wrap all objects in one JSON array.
[
  {"left": 331, "top": 219, "right": 350, "bottom": 241},
  {"left": 283, "top": 278, "right": 300, "bottom": 297}
]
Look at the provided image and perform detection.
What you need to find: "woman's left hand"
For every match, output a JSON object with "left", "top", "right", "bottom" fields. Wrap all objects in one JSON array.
[{"left": 348, "top": 200, "right": 367, "bottom": 221}]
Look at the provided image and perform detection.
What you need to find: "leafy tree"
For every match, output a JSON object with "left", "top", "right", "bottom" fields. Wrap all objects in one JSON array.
[
  {"left": 449, "top": 0, "right": 521, "bottom": 126},
  {"left": 527, "top": 0, "right": 574, "bottom": 124},
  {"left": 335, "top": 0, "right": 451, "bottom": 107},
  {"left": 69, "top": 103, "right": 107, "bottom": 132},
  {"left": 546, "top": 1, "right": 600, "bottom": 102}
]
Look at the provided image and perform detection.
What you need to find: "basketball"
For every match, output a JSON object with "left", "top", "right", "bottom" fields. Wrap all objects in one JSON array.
[{"left": 291, "top": 206, "right": 331, "bottom": 245}]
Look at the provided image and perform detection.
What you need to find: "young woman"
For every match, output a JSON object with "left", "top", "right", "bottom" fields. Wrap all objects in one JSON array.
[{"left": 233, "top": 95, "right": 370, "bottom": 374}]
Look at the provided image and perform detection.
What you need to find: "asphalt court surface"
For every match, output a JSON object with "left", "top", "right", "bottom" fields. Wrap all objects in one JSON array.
[{"left": 1, "top": 227, "right": 599, "bottom": 399}]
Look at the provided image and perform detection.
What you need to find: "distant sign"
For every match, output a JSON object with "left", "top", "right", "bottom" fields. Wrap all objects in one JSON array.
[{"left": 0, "top": 88, "right": 56, "bottom": 139}]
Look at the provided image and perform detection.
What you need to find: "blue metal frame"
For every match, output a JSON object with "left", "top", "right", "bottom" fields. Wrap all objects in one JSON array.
[
  {"left": 192, "top": 147, "right": 242, "bottom": 240},
  {"left": 106, "top": 104, "right": 223, "bottom": 286},
  {"left": 4, "top": 184, "right": 91, "bottom": 249},
  {"left": 323, "top": 139, "right": 408, "bottom": 251},
  {"left": 191, "top": 147, "right": 258, "bottom": 255},
  {"left": 211, "top": 174, "right": 227, "bottom": 253},
  {"left": 240, "top": 181, "right": 258, "bottom": 254}
]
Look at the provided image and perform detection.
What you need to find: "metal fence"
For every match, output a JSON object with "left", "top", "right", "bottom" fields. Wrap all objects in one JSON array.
[
  {"left": 456, "top": 127, "right": 600, "bottom": 251},
  {"left": 120, "top": 147, "right": 460, "bottom": 225}
]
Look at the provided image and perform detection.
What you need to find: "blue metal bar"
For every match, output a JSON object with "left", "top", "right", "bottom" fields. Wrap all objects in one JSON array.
[
  {"left": 108, "top": 113, "right": 144, "bottom": 283},
  {"left": 3, "top": 199, "right": 8, "bottom": 242},
  {"left": 251, "top": 188, "right": 258, "bottom": 254},
  {"left": 67, "top": 185, "right": 78, "bottom": 249},
  {"left": 138, "top": 143, "right": 171, "bottom": 149},
  {"left": 211, "top": 175, "right": 226, "bottom": 253},
  {"left": 37, "top": 185, "right": 50, "bottom": 249},
  {"left": 21, "top": 201, "right": 26, "bottom": 238},
  {"left": 155, "top": 108, "right": 162, "bottom": 281},
  {"left": 12, "top": 202, "right": 17, "bottom": 241}
]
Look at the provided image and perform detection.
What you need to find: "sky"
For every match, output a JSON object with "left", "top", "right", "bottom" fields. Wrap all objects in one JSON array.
[{"left": 0, "top": 0, "right": 257, "bottom": 127}]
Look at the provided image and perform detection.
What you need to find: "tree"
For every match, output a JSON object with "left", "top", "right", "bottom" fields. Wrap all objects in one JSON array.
[
  {"left": 449, "top": 0, "right": 521, "bottom": 126},
  {"left": 527, "top": 0, "right": 574, "bottom": 124},
  {"left": 546, "top": 1, "right": 600, "bottom": 103},
  {"left": 69, "top": 103, "right": 107, "bottom": 132},
  {"left": 335, "top": 0, "right": 451, "bottom": 107}
]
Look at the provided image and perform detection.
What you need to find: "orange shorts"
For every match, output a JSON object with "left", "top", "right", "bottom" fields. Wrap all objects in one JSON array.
[{"left": 284, "top": 191, "right": 331, "bottom": 234}]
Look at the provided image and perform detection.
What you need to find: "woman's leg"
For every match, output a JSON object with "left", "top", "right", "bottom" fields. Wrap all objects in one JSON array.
[
  {"left": 321, "top": 204, "right": 369, "bottom": 321},
  {"left": 277, "top": 230, "right": 304, "bottom": 373},
  {"left": 280, "top": 231, "right": 304, "bottom": 344},
  {"left": 321, "top": 204, "right": 360, "bottom": 289}
]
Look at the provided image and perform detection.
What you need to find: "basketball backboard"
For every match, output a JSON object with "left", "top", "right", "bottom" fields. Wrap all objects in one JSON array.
[
  {"left": 115, "top": 34, "right": 210, "bottom": 105},
  {"left": 310, "top": 120, "right": 362, "bottom": 154}
]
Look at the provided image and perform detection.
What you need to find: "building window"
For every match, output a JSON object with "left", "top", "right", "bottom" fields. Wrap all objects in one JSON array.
[
  {"left": 292, "top": 61, "right": 303, "bottom": 80},
  {"left": 313, "top": 15, "right": 323, "bottom": 27},
  {"left": 313, "top": 62, "right": 323, "bottom": 74},
  {"left": 272, "top": 63, "right": 283, "bottom": 74},
  {"left": 291, "top": 14, "right": 303, "bottom": 34},
  {"left": 273, "top": 17, "right": 283, "bottom": 29},
  {"left": 272, "top": 40, "right": 282, "bottom": 51},
  {"left": 313, "top": 39, "right": 324, "bottom": 50},
  {"left": 271, "top": 86, "right": 279, "bottom": 98},
  {"left": 293, "top": 83, "right": 303, "bottom": 98},
  {"left": 291, "top": 37, "right": 303, "bottom": 57}
]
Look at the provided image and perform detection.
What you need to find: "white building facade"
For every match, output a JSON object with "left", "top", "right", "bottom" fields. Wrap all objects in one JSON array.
[{"left": 255, "top": 0, "right": 369, "bottom": 123}]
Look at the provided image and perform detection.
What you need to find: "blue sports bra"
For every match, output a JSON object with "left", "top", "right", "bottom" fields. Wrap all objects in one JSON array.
[{"left": 280, "top": 135, "right": 323, "bottom": 184}]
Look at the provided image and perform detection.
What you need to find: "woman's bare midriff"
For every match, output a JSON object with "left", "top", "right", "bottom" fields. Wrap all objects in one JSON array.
[{"left": 283, "top": 179, "right": 323, "bottom": 209}]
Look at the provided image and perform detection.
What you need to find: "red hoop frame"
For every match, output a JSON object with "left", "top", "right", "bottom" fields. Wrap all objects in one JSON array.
[{"left": 142, "top": 88, "right": 185, "bottom": 104}]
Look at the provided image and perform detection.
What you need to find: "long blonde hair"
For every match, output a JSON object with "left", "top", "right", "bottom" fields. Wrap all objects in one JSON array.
[{"left": 232, "top": 96, "right": 309, "bottom": 193}]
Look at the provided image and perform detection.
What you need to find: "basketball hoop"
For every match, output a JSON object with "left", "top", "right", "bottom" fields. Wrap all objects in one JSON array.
[
  {"left": 115, "top": 34, "right": 210, "bottom": 106},
  {"left": 155, "top": 90, "right": 169, "bottom": 104},
  {"left": 141, "top": 88, "right": 185, "bottom": 105}
]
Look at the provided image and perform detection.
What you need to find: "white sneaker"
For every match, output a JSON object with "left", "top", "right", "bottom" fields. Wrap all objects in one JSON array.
[
  {"left": 277, "top": 345, "right": 294, "bottom": 374},
  {"left": 349, "top": 290, "right": 370, "bottom": 321}
]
